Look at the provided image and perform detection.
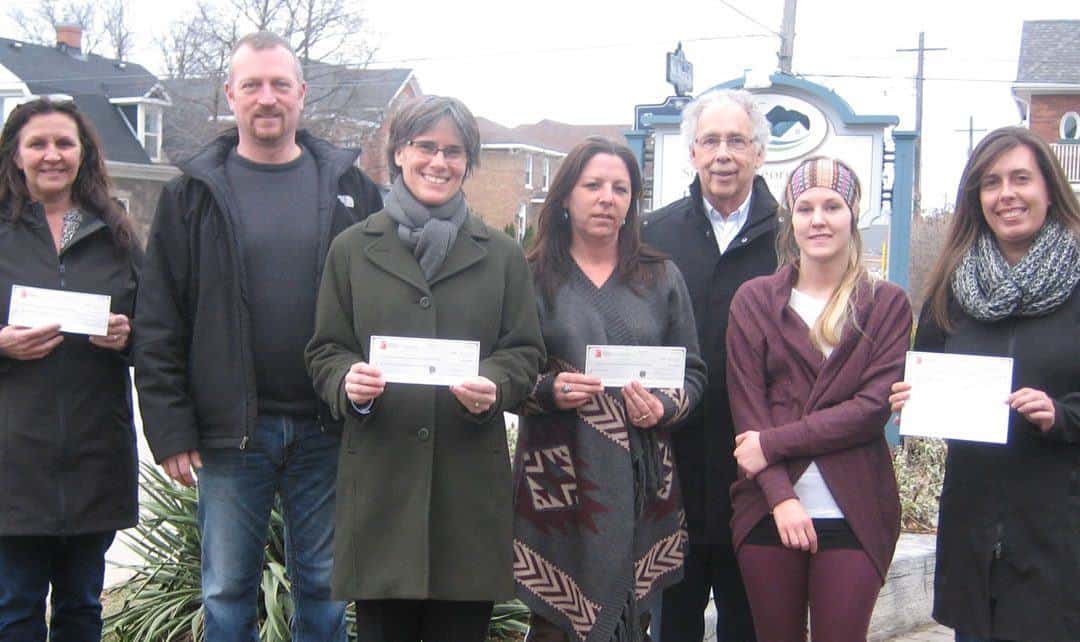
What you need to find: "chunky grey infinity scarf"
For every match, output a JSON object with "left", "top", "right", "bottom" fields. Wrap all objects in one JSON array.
[
  {"left": 952, "top": 218, "right": 1080, "bottom": 321},
  {"left": 382, "top": 176, "right": 468, "bottom": 280}
]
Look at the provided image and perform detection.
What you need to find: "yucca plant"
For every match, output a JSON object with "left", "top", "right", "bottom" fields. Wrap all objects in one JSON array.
[{"left": 105, "top": 463, "right": 528, "bottom": 641}]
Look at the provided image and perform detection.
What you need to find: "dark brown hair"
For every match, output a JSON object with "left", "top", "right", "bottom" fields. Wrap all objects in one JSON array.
[
  {"left": 0, "top": 98, "right": 136, "bottom": 249},
  {"left": 924, "top": 126, "right": 1080, "bottom": 330},
  {"left": 527, "top": 136, "right": 665, "bottom": 306}
]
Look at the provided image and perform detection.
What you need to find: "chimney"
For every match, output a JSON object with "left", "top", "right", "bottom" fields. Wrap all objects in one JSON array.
[{"left": 55, "top": 24, "right": 83, "bottom": 53}]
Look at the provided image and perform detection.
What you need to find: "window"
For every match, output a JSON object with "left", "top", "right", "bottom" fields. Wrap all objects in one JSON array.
[
  {"left": 1061, "top": 112, "right": 1080, "bottom": 142},
  {"left": 142, "top": 104, "right": 163, "bottom": 161},
  {"left": 517, "top": 203, "right": 527, "bottom": 242},
  {"left": 543, "top": 157, "right": 551, "bottom": 190},
  {"left": 524, "top": 155, "right": 533, "bottom": 188}
]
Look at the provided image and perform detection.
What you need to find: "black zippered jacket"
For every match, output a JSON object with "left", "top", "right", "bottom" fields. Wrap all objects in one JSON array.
[
  {"left": 0, "top": 204, "right": 140, "bottom": 535},
  {"left": 134, "top": 131, "right": 382, "bottom": 464},
  {"left": 918, "top": 288, "right": 1080, "bottom": 641},
  {"left": 641, "top": 175, "right": 779, "bottom": 546}
]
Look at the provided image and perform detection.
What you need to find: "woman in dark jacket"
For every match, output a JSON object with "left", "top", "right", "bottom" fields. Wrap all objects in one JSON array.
[
  {"left": 0, "top": 99, "right": 140, "bottom": 641},
  {"left": 891, "top": 127, "right": 1080, "bottom": 642}
]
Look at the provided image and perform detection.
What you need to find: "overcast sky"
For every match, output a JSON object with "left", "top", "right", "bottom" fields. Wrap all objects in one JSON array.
[{"left": 2, "top": 0, "right": 1077, "bottom": 209}]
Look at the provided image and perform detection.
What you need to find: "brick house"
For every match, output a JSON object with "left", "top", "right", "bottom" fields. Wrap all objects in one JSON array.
[
  {"left": 0, "top": 27, "right": 180, "bottom": 238},
  {"left": 1012, "top": 19, "right": 1080, "bottom": 196},
  {"left": 469, "top": 118, "right": 630, "bottom": 240}
]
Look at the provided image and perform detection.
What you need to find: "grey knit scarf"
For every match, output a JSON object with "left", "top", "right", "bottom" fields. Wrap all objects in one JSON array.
[
  {"left": 952, "top": 218, "right": 1080, "bottom": 321},
  {"left": 382, "top": 176, "right": 468, "bottom": 280}
]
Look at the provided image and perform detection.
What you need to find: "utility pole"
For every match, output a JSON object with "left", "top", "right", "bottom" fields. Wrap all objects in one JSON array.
[
  {"left": 778, "top": 0, "right": 798, "bottom": 74},
  {"left": 954, "top": 115, "right": 987, "bottom": 157},
  {"left": 897, "top": 32, "right": 946, "bottom": 216}
]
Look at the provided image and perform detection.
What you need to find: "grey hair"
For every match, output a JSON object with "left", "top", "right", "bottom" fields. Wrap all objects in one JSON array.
[
  {"left": 680, "top": 88, "right": 770, "bottom": 156},
  {"left": 386, "top": 95, "right": 482, "bottom": 181},
  {"left": 227, "top": 31, "right": 304, "bottom": 84}
]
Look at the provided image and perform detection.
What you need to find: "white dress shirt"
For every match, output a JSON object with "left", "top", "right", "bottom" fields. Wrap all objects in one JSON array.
[{"left": 703, "top": 191, "right": 752, "bottom": 255}]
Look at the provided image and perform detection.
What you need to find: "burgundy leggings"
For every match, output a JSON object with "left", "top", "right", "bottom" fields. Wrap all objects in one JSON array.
[{"left": 737, "top": 544, "right": 882, "bottom": 642}]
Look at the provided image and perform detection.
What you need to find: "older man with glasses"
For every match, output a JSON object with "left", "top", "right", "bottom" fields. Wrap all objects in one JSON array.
[{"left": 641, "top": 88, "right": 779, "bottom": 642}]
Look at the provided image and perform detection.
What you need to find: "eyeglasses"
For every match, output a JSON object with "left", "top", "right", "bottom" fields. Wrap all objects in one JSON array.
[
  {"left": 407, "top": 140, "right": 467, "bottom": 162},
  {"left": 694, "top": 135, "right": 752, "bottom": 153}
]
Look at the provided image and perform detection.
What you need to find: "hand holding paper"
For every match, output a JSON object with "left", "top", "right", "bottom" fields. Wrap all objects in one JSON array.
[
  {"left": 344, "top": 361, "right": 385, "bottom": 405},
  {"left": 0, "top": 323, "right": 63, "bottom": 360},
  {"left": 88, "top": 313, "right": 131, "bottom": 351}
]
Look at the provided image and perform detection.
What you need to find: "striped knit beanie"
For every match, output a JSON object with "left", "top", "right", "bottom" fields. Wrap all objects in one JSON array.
[{"left": 785, "top": 157, "right": 861, "bottom": 212}]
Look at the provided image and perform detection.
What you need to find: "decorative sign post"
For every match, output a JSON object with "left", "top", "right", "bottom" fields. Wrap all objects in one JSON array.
[
  {"left": 665, "top": 43, "right": 693, "bottom": 97},
  {"left": 630, "top": 73, "right": 899, "bottom": 232}
]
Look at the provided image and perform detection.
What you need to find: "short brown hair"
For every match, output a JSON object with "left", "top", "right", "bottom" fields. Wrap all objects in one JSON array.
[
  {"left": 228, "top": 31, "right": 304, "bottom": 84},
  {"left": 385, "top": 95, "right": 481, "bottom": 181}
]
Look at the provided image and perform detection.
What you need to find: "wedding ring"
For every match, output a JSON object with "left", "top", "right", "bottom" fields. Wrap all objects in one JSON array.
[
  {"left": 474, "top": 401, "right": 481, "bottom": 408},
  {"left": 636, "top": 413, "right": 649, "bottom": 422},
  {"left": 561, "top": 383, "right": 572, "bottom": 394}
]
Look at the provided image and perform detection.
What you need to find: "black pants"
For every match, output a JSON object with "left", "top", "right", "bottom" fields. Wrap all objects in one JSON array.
[
  {"left": 660, "top": 535, "right": 756, "bottom": 642},
  {"left": 353, "top": 599, "right": 493, "bottom": 642}
]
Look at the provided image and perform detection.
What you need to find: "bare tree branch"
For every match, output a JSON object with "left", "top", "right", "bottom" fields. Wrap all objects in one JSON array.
[
  {"left": 6, "top": 0, "right": 102, "bottom": 54},
  {"left": 101, "top": 0, "right": 134, "bottom": 61}
]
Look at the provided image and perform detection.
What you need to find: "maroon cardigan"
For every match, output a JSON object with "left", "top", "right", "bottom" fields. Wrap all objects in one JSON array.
[{"left": 725, "top": 265, "right": 912, "bottom": 581}]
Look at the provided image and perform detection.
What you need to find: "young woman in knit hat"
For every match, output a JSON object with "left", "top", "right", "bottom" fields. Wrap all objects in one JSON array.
[{"left": 725, "top": 156, "right": 912, "bottom": 641}]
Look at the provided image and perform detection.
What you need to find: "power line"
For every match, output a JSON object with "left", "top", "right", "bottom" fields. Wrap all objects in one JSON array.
[
  {"left": 717, "top": 0, "right": 781, "bottom": 36},
  {"left": 801, "top": 72, "right": 1016, "bottom": 84}
]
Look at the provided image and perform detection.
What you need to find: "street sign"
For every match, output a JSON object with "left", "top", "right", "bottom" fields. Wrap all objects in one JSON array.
[{"left": 666, "top": 42, "right": 693, "bottom": 97}]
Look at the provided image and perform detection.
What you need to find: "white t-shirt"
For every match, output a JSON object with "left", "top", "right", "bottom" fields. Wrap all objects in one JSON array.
[{"left": 786, "top": 288, "right": 844, "bottom": 519}]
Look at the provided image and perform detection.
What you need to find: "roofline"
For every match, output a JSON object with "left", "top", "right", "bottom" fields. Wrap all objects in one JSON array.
[
  {"left": 482, "top": 143, "right": 567, "bottom": 157},
  {"left": 1011, "top": 82, "right": 1080, "bottom": 95},
  {"left": 387, "top": 70, "right": 417, "bottom": 105},
  {"left": 106, "top": 160, "right": 181, "bottom": 181},
  {"left": 110, "top": 96, "right": 171, "bottom": 107}
]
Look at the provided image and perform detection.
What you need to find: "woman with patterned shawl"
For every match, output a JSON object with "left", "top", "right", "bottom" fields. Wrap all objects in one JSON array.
[{"left": 512, "top": 137, "right": 706, "bottom": 642}]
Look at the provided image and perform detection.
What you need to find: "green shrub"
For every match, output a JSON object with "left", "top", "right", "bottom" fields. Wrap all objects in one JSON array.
[
  {"left": 893, "top": 437, "right": 946, "bottom": 532},
  {"left": 105, "top": 464, "right": 529, "bottom": 641}
]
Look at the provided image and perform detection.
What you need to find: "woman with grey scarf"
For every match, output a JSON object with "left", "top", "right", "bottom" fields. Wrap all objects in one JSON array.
[
  {"left": 890, "top": 127, "right": 1080, "bottom": 642},
  {"left": 306, "top": 95, "right": 544, "bottom": 642}
]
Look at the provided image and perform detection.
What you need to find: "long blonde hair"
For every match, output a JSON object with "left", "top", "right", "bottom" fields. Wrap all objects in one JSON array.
[{"left": 776, "top": 156, "right": 869, "bottom": 351}]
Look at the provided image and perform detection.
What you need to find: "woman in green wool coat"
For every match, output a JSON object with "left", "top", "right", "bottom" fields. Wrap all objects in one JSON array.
[{"left": 305, "top": 94, "right": 544, "bottom": 642}]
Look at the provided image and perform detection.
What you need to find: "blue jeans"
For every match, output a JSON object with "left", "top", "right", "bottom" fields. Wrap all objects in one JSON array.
[
  {"left": 197, "top": 414, "right": 345, "bottom": 642},
  {"left": 0, "top": 531, "right": 115, "bottom": 642}
]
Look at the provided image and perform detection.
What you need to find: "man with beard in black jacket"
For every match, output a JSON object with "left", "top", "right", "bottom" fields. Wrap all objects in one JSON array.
[
  {"left": 134, "top": 32, "right": 381, "bottom": 642},
  {"left": 642, "top": 88, "right": 778, "bottom": 642}
]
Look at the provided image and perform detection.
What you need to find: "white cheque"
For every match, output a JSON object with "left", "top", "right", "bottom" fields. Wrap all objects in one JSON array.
[
  {"left": 584, "top": 344, "right": 686, "bottom": 389},
  {"left": 8, "top": 285, "right": 111, "bottom": 336},
  {"left": 900, "top": 350, "right": 1013, "bottom": 444},
  {"left": 369, "top": 335, "right": 480, "bottom": 386}
]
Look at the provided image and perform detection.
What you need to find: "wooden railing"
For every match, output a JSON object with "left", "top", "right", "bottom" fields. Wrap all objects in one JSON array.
[{"left": 1051, "top": 142, "right": 1080, "bottom": 184}]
